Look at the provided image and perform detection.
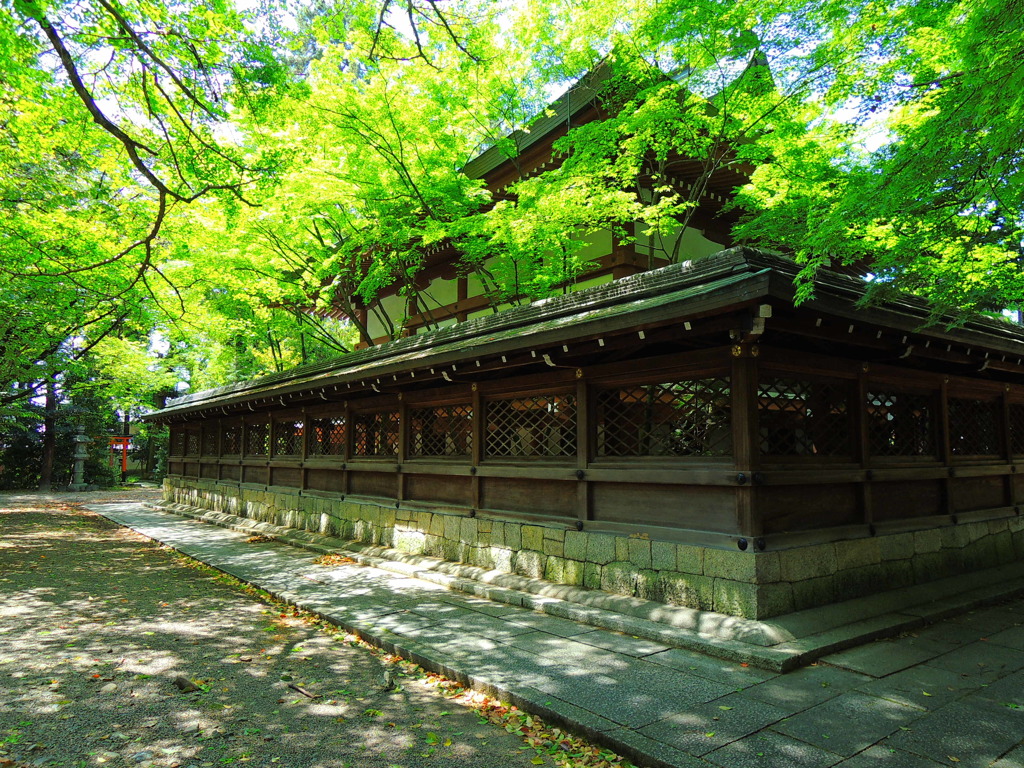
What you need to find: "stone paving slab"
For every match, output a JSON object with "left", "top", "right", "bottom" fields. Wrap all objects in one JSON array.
[{"left": 91, "top": 502, "right": 1024, "bottom": 768}]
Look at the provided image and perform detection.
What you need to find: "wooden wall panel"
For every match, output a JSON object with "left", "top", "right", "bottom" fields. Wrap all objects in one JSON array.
[
  {"left": 200, "top": 463, "right": 218, "bottom": 480},
  {"left": 220, "top": 464, "right": 241, "bottom": 482},
  {"left": 271, "top": 467, "right": 302, "bottom": 488},
  {"left": 184, "top": 462, "right": 201, "bottom": 477},
  {"left": 760, "top": 485, "right": 859, "bottom": 532},
  {"left": 950, "top": 476, "right": 1007, "bottom": 512},
  {"left": 405, "top": 474, "right": 472, "bottom": 506},
  {"left": 480, "top": 478, "right": 576, "bottom": 518},
  {"left": 168, "top": 461, "right": 184, "bottom": 476},
  {"left": 242, "top": 465, "right": 265, "bottom": 484},
  {"left": 591, "top": 483, "right": 737, "bottom": 532},
  {"left": 350, "top": 471, "right": 397, "bottom": 499},
  {"left": 871, "top": 480, "right": 943, "bottom": 521},
  {"left": 307, "top": 468, "right": 345, "bottom": 493}
]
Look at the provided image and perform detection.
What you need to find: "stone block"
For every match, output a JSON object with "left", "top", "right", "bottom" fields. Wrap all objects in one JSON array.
[
  {"left": 940, "top": 524, "right": 971, "bottom": 550},
  {"left": 996, "top": 532, "right": 1016, "bottom": 564},
  {"left": 583, "top": 562, "right": 602, "bottom": 590},
  {"left": 628, "top": 538, "right": 652, "bottom": 570},
  {"left": 360, "top": 504, "right": 381, "bottom": 526},
  {"left": 835, "top": 538, "right": 882, "bottom": 571},
  {"left": 601, "top": 561, "right": 638, "bottom": 597},
  {"left": 778, "top": 544, "right": 838, "bottom": 583},
  {"left": 834, "top": 564, "right": 888, "bottom": 600},
  {"left": 460, "top": 517, "right": 479, "bottom": 543},
  {"left": 490, "top": 547, "right": 513, "bottom": 573},
  {"left": 514, "top": 550, "right": 545, "bottom": 579},
  {"left": 542, "top": 537, "right": 564, "bottom": 557},
  {"left": 564, "top": 531, "right": 587, "bottom": 561},
  {"left": 914, "top": 528, "right": 941, "bottom": 554},
  {"left": 713, "top": 580, "right": 760, "bottom": 619},
  {"left": 394, "top": 529, "right": 425, "bottom": 554},
  {"left": 543, "top": 528, "right": 565, "bottom": 544},
  {"left": 962, "top": 536, "right": 998, "bottom": 572},
  {"left": 706, "top": 547, "right": 759, "bottom": 582},
  {"left": 651, "top": 541, "right": 676, "bottom": 572},
  {"left": 505, "top": 524, "right": 522, "bottom": 551},
  {"left": 414, "top": 511, "right": 432, "bottom": 532},
  {"left": 545, "top": 556, "right": 566, "bottom": 584},
  {"left": 636, "top": 569, "right": 664, "bottom": 602},
  {"left": 615, "top": 537, "right": 630, "bottom": 562},
  {"left": 585, "top": 534, "right": 616, "bottom": 565},
  {"left": 661, "top": 572, "right": 714, "bottom": 611},
  {"left": 429, "top": 513, "right": 446, "bottom": 537},
  {"left": 989, "top": 518, "right": 1010, "bottom": 535},
  {"left": 522, "top": 525, "right": 544, "bottom": 552},
  {"left": 562, "top": 559, "right": 584, "bottom": 586},
  {"left": 444, "top": 514, "right": 461, "bottom": 543},
  {"left": 878, "top": 558, "right": 915, "bottom": 590},
  {"left": 791, "top": 575, "right": 836, "bottom": 612},
  {"left": 879, "top": 532, "right": 914, "bottom": 561},
  {"left": 677, "top": 546, "right": 705, "bottom": 575},
  {"left": 424, "top": 534, "right": 443, "bottom": 558}
]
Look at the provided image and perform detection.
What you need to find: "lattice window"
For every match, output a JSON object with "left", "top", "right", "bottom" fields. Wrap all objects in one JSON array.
[
  {"left": 596, "top": 378, "right": 731, "bottom": 457},
  {"left": 185, "top": 431, "right": 200, "bottom": 456},
  {"left": 352, "top": 411, "right": 399, "bottom": 457},
  {"left": 1011, "top": 404, "right": 1024, "bottom": 455},
  {"left": 170, "top": 428, "right": 186, "bottom": 456},
  {"left": 949, "top": 398, "right": 1000, "bottom": 456},
  {"left": 273, "top": 419, "right": 303, "bottom": 456},
  {"left": 758, "top": 378, "right": 851, "bottom": 457},
  {"left": 410, "top": 404, "right": 473, "bottom": 457},
  {"left": 309, "top": 417, "right": 346, "bottom": 456},
  {"left": 201, "top": 428, "right": 218, "bottom": 456},
  {"left": 244, "top": 422, "right": 269, "bottom": 456},
  {"left": 485, "top": 393, "right": 576, "bottom": 458},
  {"left": 221, "top": 423, "right": 241, "bottom": 455},
  {"left": 866, "top": 391, "right": 935, "bottom": 457}
]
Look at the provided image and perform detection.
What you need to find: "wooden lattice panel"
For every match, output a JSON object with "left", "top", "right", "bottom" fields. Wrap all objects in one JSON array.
[
  {"left": 309, "top": 417, "right": 346, "bottom": 456},
  {"left": 596, "top": 378, "right": 731, "bottom": 457},
  {"left": 866, "top": 391, "right": 936, "bottom": 457},
  {"left": 485, "top": 394, "right": 576, "bottom": 458},
  {"left": 410, "top": 404, "right": 473, "bottom": 457},
  {"left": 758, "top": 378, "right": 851, "bottom": 457}
]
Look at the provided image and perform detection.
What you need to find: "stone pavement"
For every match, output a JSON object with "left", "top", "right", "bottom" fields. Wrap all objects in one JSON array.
[{"left": 92, "top": 502, "right": 1024, "bottom": 768}]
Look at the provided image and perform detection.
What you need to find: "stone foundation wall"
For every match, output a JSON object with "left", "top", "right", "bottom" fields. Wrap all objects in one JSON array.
[{"left": 164, "top": 478, "right": 1024, "bottom": 619}]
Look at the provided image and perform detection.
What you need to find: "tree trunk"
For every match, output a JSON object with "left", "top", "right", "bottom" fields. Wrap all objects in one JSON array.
[{"left": 38, "top": 378, "right": 57, "bottom": 491}]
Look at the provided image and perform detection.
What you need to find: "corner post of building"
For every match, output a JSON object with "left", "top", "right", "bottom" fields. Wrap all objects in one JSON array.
[
  {"left": 575, "top": 368, "right": 591, "bottom": 527},
  {"left": 1000, "top": 383, "right": 1015, "bottom": 507},
  {"left": 396, "top": 393, "right": 407, "bottom": 503},
  {"left": 342, "top": 400, "right": 352, "bottom": 497},
  {"left": 300, "top": 407, "right": 309, "bottom": 492},
  {"left": 940, "top": 377, "right": 954, "bottom": 516},
  {"left": 471, "top": 383, "right": 482, "bottom": 510},
  {"left": 856, "top": 364, "right": 873, "bottom": 527},
  {"left": 266, "top": 408, "right": 275, "bottom": 488},
  {"left": 730, "top": 342, "right": 762, "bottom": 538}
]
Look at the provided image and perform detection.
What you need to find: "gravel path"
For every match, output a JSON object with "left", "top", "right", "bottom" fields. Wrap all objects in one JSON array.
[{"left": 0, "top": 491, "right": 573, "bottom": 768}]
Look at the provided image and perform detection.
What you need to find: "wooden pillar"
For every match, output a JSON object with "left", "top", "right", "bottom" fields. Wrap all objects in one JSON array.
[
  {"left": 471, "top": 385, "right": 482, "bottom": 511},
  {"left": 731, "top": 344, "right": 762, "bottom": 538},
  {"left": 940, "top": 378, "right": 954, "bottom": 516},
  {"left": 397, "top": 396, "right": 407, "bottom": 503},
  {"left": 856, "top": 367, "right": 873, "bottom": 527},
  {"left": 575, "top": 370, "right": 591, "bottom": 526}
]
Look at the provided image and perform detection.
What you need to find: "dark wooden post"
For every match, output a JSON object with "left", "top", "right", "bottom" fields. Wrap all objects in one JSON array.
[
  {"left": 471, "top": 384, "right": 482, "bottom": 511},
  {"left": 731, "top": 344, "right": 761, "bottom": 538},
  {"left": 856, "top": 367, "right": 873, "bottom": 527},
  {"left": 576, "top": 370, "right": 590, "bottom": 526},
  {"left": 940, "top": 378, "right": 954, "bottom": 516},
  {"left": 397, "top": 395, "right": 407, "bottom": 503}
]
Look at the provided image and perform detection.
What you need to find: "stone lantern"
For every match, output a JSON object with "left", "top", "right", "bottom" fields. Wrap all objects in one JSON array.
[{"left": 68, "top": 426, "right": 93, "bottom": 491}]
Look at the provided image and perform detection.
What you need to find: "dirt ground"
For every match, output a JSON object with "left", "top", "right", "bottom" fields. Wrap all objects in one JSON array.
[{"left": 0, "top": 490, "right": 585, "bottom": 768}]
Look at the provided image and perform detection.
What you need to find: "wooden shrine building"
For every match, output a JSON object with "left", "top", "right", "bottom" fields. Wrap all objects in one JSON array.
[{"left": 149, "top": 248, "right": 1024, "bottom": 619}]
